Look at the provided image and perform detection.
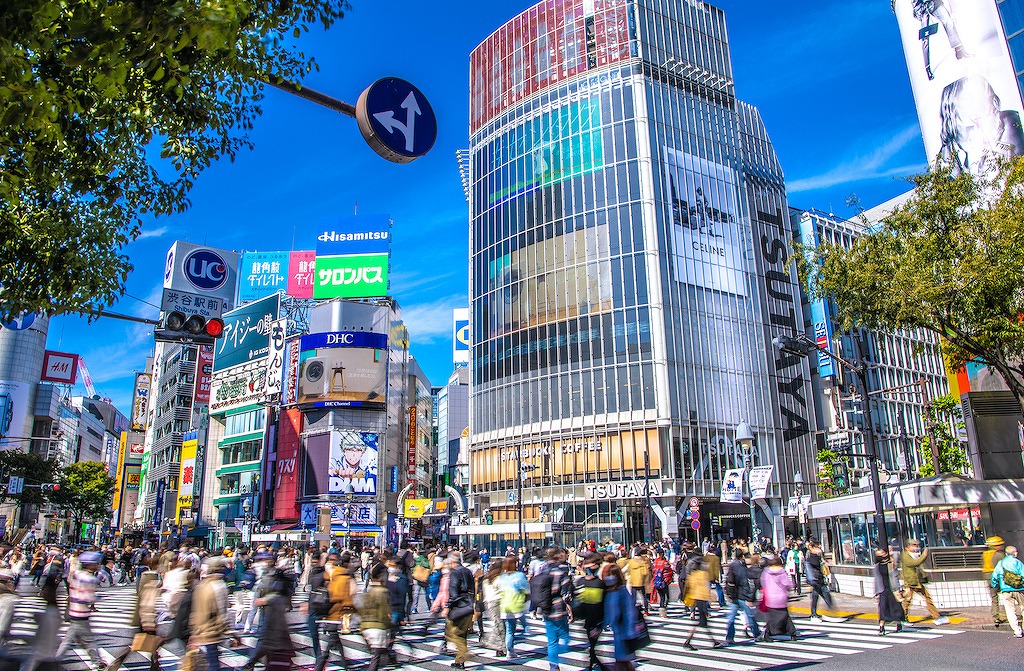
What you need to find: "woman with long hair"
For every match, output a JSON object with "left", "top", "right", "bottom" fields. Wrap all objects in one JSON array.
[
  {"left": 480, "top": 562, "right": 506, "bottom": 654},
  {"left": 873, "top": 549, "right": 905, "bottom": 636},
  {"left": 497, "top": 556, "right": 528, "bottom": 659}
]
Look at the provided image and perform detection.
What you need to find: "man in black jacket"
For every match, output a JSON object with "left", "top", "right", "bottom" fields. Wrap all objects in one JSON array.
[
  {"left": 443, "top": 552, "right": 475, "bottom": 669},
  {"left": 723, "top": 549, "right": 761, "bottom": 646}
]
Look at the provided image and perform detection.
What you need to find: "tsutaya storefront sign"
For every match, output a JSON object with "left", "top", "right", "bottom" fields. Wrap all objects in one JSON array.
[{"left": 585, "top": 480, "right": 663, "bottom": 500}]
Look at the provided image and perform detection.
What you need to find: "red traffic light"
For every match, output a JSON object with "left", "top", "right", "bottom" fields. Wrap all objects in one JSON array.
[{"left": 205, "top": 318, "right": 224, "bottom": 338}]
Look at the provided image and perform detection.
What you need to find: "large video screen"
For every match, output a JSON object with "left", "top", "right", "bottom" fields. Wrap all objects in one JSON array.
[{"left": 296, "top": 346, "right": 386, "bottom": 409}]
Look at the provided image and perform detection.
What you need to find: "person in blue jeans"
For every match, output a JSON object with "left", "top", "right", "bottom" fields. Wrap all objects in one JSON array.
[
  {"left": 536, "top": 548, "right": 573, "bottom": 671},
  {"left": 723, "top": 549, "right": 761, "bottom": 645},
  {"left": 497, "top": 556, "right": 529, "bottom": 659}
]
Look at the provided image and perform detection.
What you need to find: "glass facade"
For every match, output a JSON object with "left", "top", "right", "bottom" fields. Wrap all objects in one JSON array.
[{"left": 468, "top": 0, "right": 817, "bottom": 547}]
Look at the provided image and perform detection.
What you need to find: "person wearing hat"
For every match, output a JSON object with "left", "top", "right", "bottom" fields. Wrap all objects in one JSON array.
[
  {"left": 983, "top": 535, "right": 1008, "bottom": 626},
  {"left": 899, "top": 539, "right": 949, "bottom": 626},
  {"left": 55, "top": 551, "right": 105, "bottom": 670}
]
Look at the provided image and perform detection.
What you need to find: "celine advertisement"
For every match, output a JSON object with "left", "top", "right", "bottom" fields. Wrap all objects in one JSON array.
[
  {"left": 296, "top": 345, "right": 387, "bottom": 409},
  {"left": 894, "top": 0, "right": 1024, "bottom": 179},
  {"left": 328, "top": 431, "right": 380, "bottom": 496},
  {"left": 488, "top": 224, "right": 614, "bottom": 338},
  {"left": 664, "top": 148, "right": 748, "bottom": 297}
]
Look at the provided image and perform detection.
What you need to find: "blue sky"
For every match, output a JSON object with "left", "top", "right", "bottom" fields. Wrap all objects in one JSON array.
[{"left": 47, "top": 0, "right": 926, "bottom": 414}]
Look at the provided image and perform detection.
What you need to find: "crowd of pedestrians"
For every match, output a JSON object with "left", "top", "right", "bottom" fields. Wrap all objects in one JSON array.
[{"left": 0, "top": 531, "right": 970, "bottom": 671}]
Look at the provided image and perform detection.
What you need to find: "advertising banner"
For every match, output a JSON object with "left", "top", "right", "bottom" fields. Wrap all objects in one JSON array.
[
  {"left": 303, "top": 432, "right": 332, "bottom": 498},
  {"left": 894, "top": 0, "right": 1024, "bottom": 179},
  {"left": 239, "top": 251, "right": 289, "bottom": 302},
  {"left": 469, "top": 0, "right": 633, "bottom": 133},
  {"left": 163, "top": 241, "right": 239, "bottom": 311},
  {"left": 328, "top": 431, "right": 379, "bottom": 496},
  {"left": 214, "top": 294, "right": 279, "bottom": 372},
  {"left": 330, "top": 502, "right": 378, "bottom": 526},
  {"left": 209, "top": 359, "right": 267, "bottom": 414},
  {"left": 264, "top": 319, "right": 287, "bottom": 401},
  {"left": 111, "top": 433, "right": 128, "bottom": 529},
  {"left": 288, "top": 251, "right": 316, "bottom": 299},
  {"left": 316, "top": 214, "right": 391, "bottom": 257},
  {"left": 407, "top": 406, "right": 418, "bottom": 482},
  {"left": 283, "top": 338, "right": 300, "bottom": 406},
  {"left": 130, "top": 373, "right": 151, "bottom": 431},
  {"left": 0, "top": 380, "right": 31, "bottom": 450},
  {"left": 126, "top": 465, "right": 141, "bottom": 489},
  {"left": 300, "top": 331, "right": 388, "bottom": 351},
  {"left": 719, "top": 468, "right": 745, "bottom": 504},
  {"left": 40, "top": 350, "right": 79, "bottom": 384},
  {"left": 453, "top": 308, "right": 470, "bottom": 364},
  {"left": 151, "top": 480, "right": 166, "bottom": 528},
  {"left": 664, "top": 148, "right": 747, "bottom": 296},
  {"left": 272, "top": 408, "right": 302, "bottom": 522},
  {"left": 403, "top": 498, "right": 450, "bottom": 519},
  {"left": 312, "top": 253, "right": 389, "bottom": 299},
  {"left": 129, "top": 440, "right": 145, "bottom": 458},
  {"left": 798, "top": 214, "right": 836, "bottom": 378},
  {"left": 749, "top": 465, "right": 774, "bottom": 500},
  {"left": 175, "top": 432, "right": 198, "bottom": 523},
  {"left": 296, "top": 346, "right": 387, "bottom": 409},
  {"left": 195, "top": 345, "right": 214, "bottom": 404}
]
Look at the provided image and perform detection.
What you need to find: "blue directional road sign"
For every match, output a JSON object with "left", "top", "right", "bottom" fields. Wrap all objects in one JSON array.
[{"left": 356, "top": 77, "right": 437, "bottom": 164}]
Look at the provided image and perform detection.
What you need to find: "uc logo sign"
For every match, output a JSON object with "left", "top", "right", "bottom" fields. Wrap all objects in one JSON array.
[
  {"left": 455, "top": 320, "right": 470, "bottom": 350},
  {"left": 183, "top": 249, "right": 228, "bottom": 290}
]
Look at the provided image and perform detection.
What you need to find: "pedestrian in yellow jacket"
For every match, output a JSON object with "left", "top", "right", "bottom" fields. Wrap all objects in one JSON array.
[
  {"left": 682, "top": 561, "right": 720, "bottom": 650},
  {"left": 625, "top": 550, "right": 652, "bottom": 613}
]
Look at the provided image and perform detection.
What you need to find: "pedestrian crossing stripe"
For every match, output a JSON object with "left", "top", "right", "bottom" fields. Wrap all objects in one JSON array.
[{"left": 13, "top": 585, "right": 962, "bottom": 671}]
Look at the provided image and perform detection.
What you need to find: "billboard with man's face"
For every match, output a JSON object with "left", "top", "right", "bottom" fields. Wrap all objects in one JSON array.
[{"left": 894, "top": 0, "right": 1024, "bottom": 179}]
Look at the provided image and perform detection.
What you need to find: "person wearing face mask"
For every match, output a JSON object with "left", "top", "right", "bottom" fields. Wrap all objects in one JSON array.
[
  {"left": 573, "top": 554, "right": 609, "bottom": 671},
  {"left": 899, "top": 539, "right": 949, "bottom": 626},
  {"left": 601, "top": 560, "right": 637, "bottom": 671},
  {"left": 385, "top": 556, "right": 410, "bottom": 628}
]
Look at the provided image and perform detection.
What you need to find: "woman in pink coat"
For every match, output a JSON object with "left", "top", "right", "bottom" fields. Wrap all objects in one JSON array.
[{"left": 760, "top": 556, "right": 799, "bottom": 641}]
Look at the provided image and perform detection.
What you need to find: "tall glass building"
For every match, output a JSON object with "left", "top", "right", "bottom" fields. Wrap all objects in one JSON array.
[{"left": 467, "top": 0, "right": 817, "bottom": 547}]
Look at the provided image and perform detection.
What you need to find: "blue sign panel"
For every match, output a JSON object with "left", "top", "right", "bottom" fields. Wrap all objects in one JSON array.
[
  {"left": 315, "top": 214, "right": 391, "bottom": 258},
  {"left": 0, "top": 313, "right": 35, "bottom": 331},
  {"left": 214, "top": 294, "right": 280, "bottom": 372},
  {"left": 152, "top": 480, "right": 166, "bottom": 528},
  {"left": 239, "top": 251, "right": 289, "bottom": 302},
  {"left": 356, "top": 77, "right": 437, "bottom": 163},
  {"left": 300, "top": 331, "right": 388, "bottom": 352}
]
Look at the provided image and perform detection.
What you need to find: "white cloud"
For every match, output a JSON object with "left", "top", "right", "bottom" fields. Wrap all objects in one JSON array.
[
  {"left": 401, "top": 295, "right": 465, "bottom": 345},
  {"left": 136, "top": 226, "right": 170, "bottom": 240},
  {"left": 787, "top": 125, "right": 927, "bottom": 193}
]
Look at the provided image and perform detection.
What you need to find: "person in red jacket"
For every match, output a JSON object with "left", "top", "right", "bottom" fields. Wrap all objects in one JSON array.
[{"left": 651, "top": 551, "right": 675, "bottom": 617}]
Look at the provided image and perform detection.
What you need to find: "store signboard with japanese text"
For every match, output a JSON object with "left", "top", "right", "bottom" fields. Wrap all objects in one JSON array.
[
  {"left": 130, "top": 373, "right": 151, "bottom": 431},
  {"left": 175, "top": 432, "right": 198, "bottom": 523},
  {"left": 313, "top": 215, "right": 391, "bottom": 300},
  {"left": 209, "top": 359, "right": 267, "bottom": 414},
  {"left": 288, "top": 251, "right": 316, "bottom": 299},
  {"left": 214, "top": 294, "right": 279, "bottom": 372},
  {"left": 239, "top": 251, "right": 289, "bottom": 302},
  {"left": 163, "top": 241, "right": 239, "bottom": 311},
  {"left": 195, "top": 346, "right": 214, "bottom": 404}
]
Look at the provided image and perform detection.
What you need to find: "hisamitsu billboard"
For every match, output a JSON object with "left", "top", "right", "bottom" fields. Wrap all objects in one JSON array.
[{"left": 316, "top": 214, "right": 391, "bottom": 257}]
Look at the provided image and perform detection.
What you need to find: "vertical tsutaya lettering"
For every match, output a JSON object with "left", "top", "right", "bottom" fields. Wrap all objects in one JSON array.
[{"left": 757, "top": 207, "right": 810, "bottom": 443}]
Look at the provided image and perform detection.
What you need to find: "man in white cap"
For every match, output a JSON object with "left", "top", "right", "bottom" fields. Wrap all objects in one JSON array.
[{"left": 55, "top": 551, "right": 105, "bottom": 669}]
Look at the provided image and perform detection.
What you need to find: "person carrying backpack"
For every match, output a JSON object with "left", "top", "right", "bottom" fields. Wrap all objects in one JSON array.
[
  {"left": 532, "top": 547, "right": 573, "bottom": 671},
  {"left": 991, "top": 545, "right": 1024, "bottom": 638},
  {"left": 497, "top": 556, "right": 529, "bottom": 660},
  {"left": 573, "top": 553, "right": 608, "bottom": 671},
  {"left": 304, "top": 554, "right": 329, "bottom": 665},
  {"left": 650, "top": 551, "right": 674, "bottom": 617}
]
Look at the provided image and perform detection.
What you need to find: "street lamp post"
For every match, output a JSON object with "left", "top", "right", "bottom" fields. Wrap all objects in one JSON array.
[
  {"left": 773, "top": 332, "right": 887, "bottom": 552},
  {"left": 644, "top": 446, "right": 652, "bottom": 542},
  {"left": 241, "top": 495, "right": 255, "bottom": 547},
  {"left": 735, "top": 421, "right": 759, "bottom": 546},
  {"left": 793, "top": 472, "right": 806, "bottom": 540}
]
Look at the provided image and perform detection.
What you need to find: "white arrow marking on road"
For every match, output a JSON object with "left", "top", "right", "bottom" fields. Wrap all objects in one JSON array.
[{"left": 373, "top": 91, "right": 421, "bottom": 153}]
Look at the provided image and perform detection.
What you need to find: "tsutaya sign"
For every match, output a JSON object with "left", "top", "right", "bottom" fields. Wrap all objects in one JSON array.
[{"left": 586, "top": 480, "right": 663, "bottom": 500}]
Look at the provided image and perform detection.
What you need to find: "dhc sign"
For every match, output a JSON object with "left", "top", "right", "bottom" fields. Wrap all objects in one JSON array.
[{"left": 300, "top": 331, "right": 388, "bottom": 352}]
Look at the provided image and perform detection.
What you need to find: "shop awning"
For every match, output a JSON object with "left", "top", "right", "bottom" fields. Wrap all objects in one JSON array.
[{"left": 807, "top": 474, "right": 1024, "bottom": 519}]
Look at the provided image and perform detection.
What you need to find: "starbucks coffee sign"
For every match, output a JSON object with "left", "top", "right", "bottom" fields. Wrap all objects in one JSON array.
[{"left": 585, "top": 480, "right": 663, "bottom": 500}]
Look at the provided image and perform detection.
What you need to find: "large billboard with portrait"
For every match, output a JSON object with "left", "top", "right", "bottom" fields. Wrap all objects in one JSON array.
[
  {"left": 894, "top": 0, "right": 1024, "bottom": 179},
  {"left": 664, "top": 148, "right": 747, "bottom": 297},
  {"left": 328, "top": 431, "right": 379, "bottom": 496}
]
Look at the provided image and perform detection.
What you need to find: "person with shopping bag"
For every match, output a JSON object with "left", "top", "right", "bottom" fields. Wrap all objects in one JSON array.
[{"left": 759, "top": 556, "right": 798, "bottom": 641}]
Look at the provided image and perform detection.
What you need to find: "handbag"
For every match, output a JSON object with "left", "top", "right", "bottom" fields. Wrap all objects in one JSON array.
[
  {"left": 413, "top": 565, "right": 430, "bottom": 583},
  {"left": 625, "top": 607, "right": 652, "bottom": 652},
  {"left": 757, "top": 594, "right": 769, "bottom": 613},
  {"left": 132, "top": 632, "right": 162, "bottom": 654}
]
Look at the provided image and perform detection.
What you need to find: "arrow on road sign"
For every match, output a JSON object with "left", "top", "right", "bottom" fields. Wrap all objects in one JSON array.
[{"left": 373, "top": 92, "right": 420, "bottom": 153}]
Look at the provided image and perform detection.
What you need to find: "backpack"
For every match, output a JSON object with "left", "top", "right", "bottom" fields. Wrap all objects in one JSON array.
[
  {"left": 652, "top": 569, "right": 666, "bottom": 590},
  {"left": 308, "top": 585, "right": 331, "bottom": 616},
  {"left": 500, "top": 580, "right": 528, "bottom": 615},
  {"left": 529, "top": 566, "right": 553, "bottom": 614}
]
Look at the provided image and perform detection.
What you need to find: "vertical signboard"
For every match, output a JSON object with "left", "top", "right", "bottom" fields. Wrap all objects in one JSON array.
[
  {"left": 283, "top": 338, "right": 300, "bottom": 406},
  {"left": 894, "top": 0, "right": 1024, "bottom": 179},
  {"left": 313, "top": 215, "right": 391, "bottom": 300},
  {"left": 288, "top": 251, "right": 316, "bottom": 299},
  {"left": 152, "top": 480, "right": 166, "bottom": 529},
  {"left": 130, "top": 373, "right": 151, "bottom": 431},
  {"left": 798, "top": 213, "right": 835, "bottom": 379},
  {"left": 239, "top": 251, "right": 289, "bottom": 302},
  {"left": 264, "top": 318, "right": 287, "bottom": 402},
  {"left": 111, "top": 432, "right": 128, "bottom": 529},
  {"left": 175, "top": 432, "right": 198, "bottom": 523},
  {"left": 195, "top": 346, "right": 214, "bottom": 404},
  {"left": 453, "top": 308, "right": 470, "bottom": 364},
  {"left": 407, "top": 407, "right": 418, "bottom": 483}
]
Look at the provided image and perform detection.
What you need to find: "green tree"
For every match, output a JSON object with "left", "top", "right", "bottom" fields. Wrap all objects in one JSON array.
[
  {"left": 0, "top": 0, "right": 348, "bottom": 318},
  {"left": 801, "top": 159, "right": 1024, "bottom": 410},
  {"left": 50, "top": 461, "right": 116, "bottom": 541},
  {"left": 918, "top": 393, "right": 971, "bottom": 477},
  {"left": 815, "top": 447, "right": 840, "bottom": 499},
  {"left": 0, "top": 451, "right": 58, "bottom": 509}
]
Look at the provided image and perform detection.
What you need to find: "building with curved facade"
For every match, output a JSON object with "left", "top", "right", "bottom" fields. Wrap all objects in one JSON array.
[{"left": 466, "top": 0, "right": 818, "bottom": 548}]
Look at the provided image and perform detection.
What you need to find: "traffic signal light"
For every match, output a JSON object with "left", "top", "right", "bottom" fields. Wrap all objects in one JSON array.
[
  {"left": 41, "top": 483, "right": 60, "bottom": 493},
  {"left": 833, "top": 461, "right": 850, "bottom": 492},
  {"left": 485, "top": 512, "right": 493, "bottom": 525},
  {"left": 155, "top": 311, "right": 225, "bottom": 345},
  {"left": 615, "top": 508, "right": 623, "bottom": 522}
]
